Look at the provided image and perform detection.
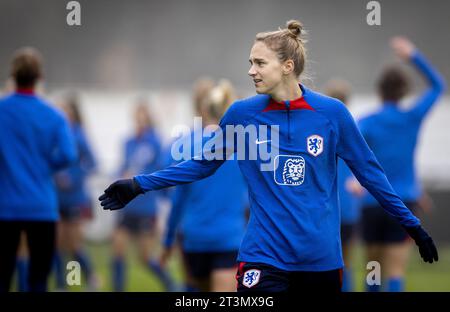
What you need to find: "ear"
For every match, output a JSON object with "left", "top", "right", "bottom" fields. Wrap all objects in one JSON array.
[{"left": 282, "top": 59, "right": 295, "bottom": 75}]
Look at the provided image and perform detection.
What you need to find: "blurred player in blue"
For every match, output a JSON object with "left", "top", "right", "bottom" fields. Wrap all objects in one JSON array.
[
  {"left": 1, "top": 79, "right": 30, "bottom": 292},
  {"left": 324, "top": 80, "right": 364, "bottom": 292},
  {"left": 53, "top": 93, "right": 99, "bottom": 291},
  {"left": 160, "top": 80, "right": 249, "bottom": 291},
  {"left": 100, "top": 21, "right": 438, "bottom": 293},
  {"left": 358, "top": 37, "right": 446, "bottom": 292},
  {"left": 110, "top": 100, "right": 176, "bottom": 291},
  {"left": 0, "top": 48, "right": 77, "bottom": 292}
]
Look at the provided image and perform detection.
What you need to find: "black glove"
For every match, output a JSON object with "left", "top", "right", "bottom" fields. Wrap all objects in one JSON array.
[
  {"left": 404, "top": 225, "right": 438, "bottom": 263},
  {"left": 99, "top": 178, "right": 144, "bottom": 210}
]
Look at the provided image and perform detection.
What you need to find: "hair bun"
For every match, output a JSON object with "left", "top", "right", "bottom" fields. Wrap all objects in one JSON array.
[{"left": 286, "top": 20, "right": 303, "bottom": 37}]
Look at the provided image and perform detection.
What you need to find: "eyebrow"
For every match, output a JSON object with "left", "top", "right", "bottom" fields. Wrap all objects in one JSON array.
[{"left": 249, "top": 58, "right": 265, "bottom": 63}]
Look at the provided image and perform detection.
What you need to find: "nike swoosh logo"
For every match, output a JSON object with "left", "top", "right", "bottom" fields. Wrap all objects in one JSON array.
[{"left": 255, "top": 139, "right": 272, "bottom": 145}]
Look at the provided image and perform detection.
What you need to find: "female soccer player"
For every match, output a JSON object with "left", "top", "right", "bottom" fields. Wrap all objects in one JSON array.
[
  {"left": 99, "top": 20, "right": 438, "bottom": 292},
  {"left": 358, "top": 37, "right": 446, "bottom": 292},
  {"left": 110, "top": 101, "right": 175, "bottom": 291},
  {"left": 53, "top": 93, "right": 99, "bottom": 290},
  {"left": 0, "top": 47, "right": 77, "bottom": 292},
  {"left": 160, "top": 81, "right": 248, "bottom": 292}
]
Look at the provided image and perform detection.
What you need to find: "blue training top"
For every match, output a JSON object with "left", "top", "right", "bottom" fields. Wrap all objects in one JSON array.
[
  {"left": 164, "top": 130, "right": 248, "bottom": 253},
  {"left": 0, "top": 91, "right": 77, "bottom": 221},
  {"left": 359, "top": 51, "right": 446, "bottom": 207},
  {"left": 135, "top": 84, "right": 420, "bottom": 271},
  {"left": 55, "top": 123, "right": 97, "bottom": 209},
  {"left": 120, "top": 127, "right": 162, "bottom": 216}
]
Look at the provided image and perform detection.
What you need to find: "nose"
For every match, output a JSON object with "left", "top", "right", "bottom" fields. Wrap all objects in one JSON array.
[{"left": 248, "top": 65, "right": 256, "bottom": 77}]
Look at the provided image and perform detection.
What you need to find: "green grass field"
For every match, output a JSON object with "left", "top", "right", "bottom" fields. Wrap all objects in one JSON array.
[
  {"left": 350, "top": 242, "right": 450, "bottom": 291},
  {"left": 41, "top": 241, "right": 450, "bottom": 292}
]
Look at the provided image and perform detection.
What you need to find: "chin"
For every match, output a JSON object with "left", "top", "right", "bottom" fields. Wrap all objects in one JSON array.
[{"left": 254, "top": 86, "right": 268, "bottom": 94}]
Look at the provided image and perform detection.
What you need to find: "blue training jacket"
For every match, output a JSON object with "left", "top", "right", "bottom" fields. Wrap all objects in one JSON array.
[
  {"left": 135, "top": 84, "right": 420, "bottom": 271},
  {"left": 55, "top": 123, "right": 97, "bottom": 209},
  {"left": 119, "top": 127, "right": 162, "bottom": 216},
  {"left": 164, "top": 129, "right": 248, "bottom": 252},
  {"left": 0, "top": 91, "right": 77, "bottom": 221},
  {"left": 359, "top": 51, "right": 446, "bottom": 207}
]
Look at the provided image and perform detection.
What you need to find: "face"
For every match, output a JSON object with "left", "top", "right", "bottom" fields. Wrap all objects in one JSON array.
[
  {"left": 248, "top": 41, "right": 285, "bottom": 95},
  {"left": 135, "top": 105, "right": 150, "bottom": 131},
  {"left": 286, "top": 159, "right": 304, "bottom": 181}
]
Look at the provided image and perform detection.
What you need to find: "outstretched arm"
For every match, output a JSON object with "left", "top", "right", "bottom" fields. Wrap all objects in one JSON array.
[
  {"left": 99, "top": 102, "right": 240, "bottom": 210},
  {"left": 336, "top": 102, "right": 419, "bottom": 227},
  {"left": 135, "top": 158, "right": 225, "bottom": 192},
  {"left": 335, "top": 102, "right": 438, "bottom": 263},
  {"left": 99, "top": 147, "right": 226, "bottom": 210}
]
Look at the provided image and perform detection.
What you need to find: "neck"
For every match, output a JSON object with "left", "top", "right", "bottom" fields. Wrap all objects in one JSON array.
[
  {"left": 270, "top": 79, "right": 302, "bottom": 102},
  {"left": 202, "top": 116, "right": 218, "bottom": 127},
  {"left": 136, "top": 127, "right": 147, "bottom": 136},
  {"left": 16, "top": 87, "right": 35, "bottom": 95}
]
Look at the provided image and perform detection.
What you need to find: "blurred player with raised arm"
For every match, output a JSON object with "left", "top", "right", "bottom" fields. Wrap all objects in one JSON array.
[{"left": 359, "top": 37, "right": 446, "bottom": 292}]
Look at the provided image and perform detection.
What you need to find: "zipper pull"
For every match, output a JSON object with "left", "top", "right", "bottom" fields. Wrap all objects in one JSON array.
[{"left": 285, "top": 100, "right": 291, "bottom": 143}]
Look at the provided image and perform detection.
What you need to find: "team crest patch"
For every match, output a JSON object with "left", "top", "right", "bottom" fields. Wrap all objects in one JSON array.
[
  {"left": 307, "top": 135, "right": 324, "bottom": 156},
  {"left": 242, "top": 269, "right": 261, "bottom": 288},
  {"left": 274, "top": 155, "right": 305, "bottom": 186}
]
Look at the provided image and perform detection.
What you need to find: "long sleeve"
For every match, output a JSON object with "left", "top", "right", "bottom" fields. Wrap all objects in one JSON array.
[
  {"left": 134, "top": 103, "right": 241, "bottom": 192},
  {"left": 335, "top": 103, "right": 420, "bottom": 227},
  {"left": 408, "top": 50, "right": 446, "bottom": 121},
  {"left": 135, "top": 158, "right": 225, "bottom": 191}
]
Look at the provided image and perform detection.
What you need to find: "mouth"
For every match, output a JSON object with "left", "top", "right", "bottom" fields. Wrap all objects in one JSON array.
[{"left": 253, "top": 79, "right": 262, "bottom": 85}]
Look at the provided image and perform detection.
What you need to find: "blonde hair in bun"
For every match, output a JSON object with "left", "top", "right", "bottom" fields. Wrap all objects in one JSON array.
[
  {"left": 286, "top": 20, "right": 303, "bottom": 38},
  {"left": 255, "top": 19, "right": 307, "bottom": 77}
]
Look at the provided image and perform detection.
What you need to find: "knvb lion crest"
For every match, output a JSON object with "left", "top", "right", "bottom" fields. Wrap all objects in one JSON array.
[
  {"left": 242, "top": 269, "right": 261, "bottom": 288},
  {"left": 307, "top": 135, "right": 324, "bottom": 156},
  {"left": 274, "top": 155, "right": 305, "bottom": 186}
]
